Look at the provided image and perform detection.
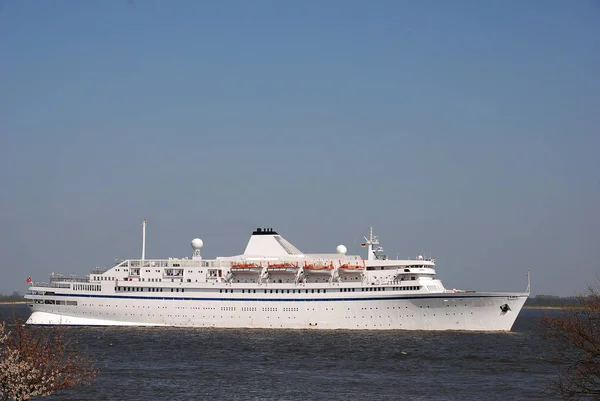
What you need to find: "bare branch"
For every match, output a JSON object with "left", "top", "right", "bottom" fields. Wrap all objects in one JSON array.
[
  {"left": 0, "top": 318, "right": 99, "bottom": 401},
  {"left": 541, "top": 281, "right": 600, "bottom": 400}
]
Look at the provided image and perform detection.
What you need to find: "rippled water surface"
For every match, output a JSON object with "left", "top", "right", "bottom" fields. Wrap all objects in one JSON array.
[{"left": 1, "top": 305, "right": 563, "bottom": 400}]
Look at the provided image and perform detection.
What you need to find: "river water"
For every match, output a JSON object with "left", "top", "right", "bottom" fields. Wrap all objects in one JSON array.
[{"left": 1, "top": 305, "right": 563, "bottom": 400}]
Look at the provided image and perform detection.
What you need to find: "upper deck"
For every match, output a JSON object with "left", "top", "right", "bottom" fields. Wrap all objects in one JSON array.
[{"left": 28, "top": 225, "right": 439, "bottom": 289}]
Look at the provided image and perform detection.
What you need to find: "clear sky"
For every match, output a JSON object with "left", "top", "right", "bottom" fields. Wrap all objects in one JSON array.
[{"left": 1, "top": 0, "right": 599, "bottom": 297}]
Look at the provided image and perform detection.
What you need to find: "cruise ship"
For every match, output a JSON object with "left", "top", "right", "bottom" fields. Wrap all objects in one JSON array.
[{"left": 25, "top": 222, "right": 530, "bottom": 331}]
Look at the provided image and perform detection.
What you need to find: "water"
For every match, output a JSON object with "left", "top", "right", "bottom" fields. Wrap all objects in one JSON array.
[{"left": 1, "top": 305, "right": 563, "bottom": 400}]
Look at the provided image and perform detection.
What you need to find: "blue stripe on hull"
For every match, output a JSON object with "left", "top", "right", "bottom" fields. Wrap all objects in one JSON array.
[{"left": 30, "top": 293, "right": 526, "bottom": 302}]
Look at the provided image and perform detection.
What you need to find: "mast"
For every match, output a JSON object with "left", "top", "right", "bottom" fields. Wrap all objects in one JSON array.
[
  {"left": 141, "top": 219, "right": 147, "bottom": 262},
  {"left": 363, "top": 226, "right": 380, "bottom": 261}
]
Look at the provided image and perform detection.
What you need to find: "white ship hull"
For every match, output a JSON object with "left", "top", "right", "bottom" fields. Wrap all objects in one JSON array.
[
  {"left": 26, "top": 292, "right": 527, "bottom": 331},
  {"left": 24, "top": 225, "right": 530, "bottom": 331}
]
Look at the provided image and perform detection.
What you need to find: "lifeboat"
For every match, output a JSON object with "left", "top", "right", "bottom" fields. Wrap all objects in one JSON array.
[
  {"left": 339, "top": 264, "right": 365, "bottom": 270},
  {"left": 339, "top": 260, "right": 365, "bottom": 272},
  {"left": 230, "top": 262, "right": 262, "bottom": 271},
  {"left": 304, "top": 262, "right": 334, "bottom": 273},
  {"left": 266, "top": 262, "right": 298, "bottom": 272}
]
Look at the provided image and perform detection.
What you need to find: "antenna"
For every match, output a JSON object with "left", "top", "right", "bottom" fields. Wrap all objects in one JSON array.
[
  {"left": 363, "top": 226, "right": 380, "bottom": 261},
  {"left": 526, "top": 271, "right": 531, "bottom": 294},
  {"left": 141, "top": 219, "right": 147, "bottom": 262}
]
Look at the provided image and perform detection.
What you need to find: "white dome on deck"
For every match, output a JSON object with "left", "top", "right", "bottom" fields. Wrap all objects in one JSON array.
[
  {"left": 336, "top": 245, "right": 347, "bottom": 254},
  {"left": 191, "top": 238, "right": 204, "bottom": 250}
]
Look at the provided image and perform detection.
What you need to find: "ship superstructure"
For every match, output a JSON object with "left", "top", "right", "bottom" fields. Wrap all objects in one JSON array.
[{"left": 25, "top": 222, "right": 529, "bottom": 331}]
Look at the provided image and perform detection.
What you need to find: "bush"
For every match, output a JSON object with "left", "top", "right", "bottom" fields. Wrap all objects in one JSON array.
[
  {"left": 541, "top": 284, "right": 600, "bottom": 399},
  {"left": 0, "top": 319, "right": 99, "bottom": 401}
]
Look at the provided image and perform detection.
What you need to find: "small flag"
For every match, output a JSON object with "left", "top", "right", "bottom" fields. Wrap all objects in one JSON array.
[
  {"left": 361, "top": 244, "right": 366, "bottom": 248},
  {"left": 26, "top": 277, "right": 31, "bottom": 283}
]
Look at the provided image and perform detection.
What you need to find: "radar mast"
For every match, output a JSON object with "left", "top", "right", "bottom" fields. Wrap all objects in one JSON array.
[{"left": 364, "top": 227, "right": 385, "bottom": 260}]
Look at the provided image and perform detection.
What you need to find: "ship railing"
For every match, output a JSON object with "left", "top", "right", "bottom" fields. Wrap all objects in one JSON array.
[
  {"left": 27, "top": 281, "right": 71, "bottom": 288},
  {"left": 444, "top": 289, "right": 476, "bottom": 294},
  {"left": 28, "top": 282, "right": 50, "bottom": 287},
  {"left": 116, "top": 259, "right": 202, "bottom": 268},
  {"left": 50, "top": 276, "right": 90, "bottom": 283},
  {"left": 51, "top": 282, "right": 72, "bottom": 289},
  {"left": 90, "top": 267, "right": 110, "bottom": 274}
]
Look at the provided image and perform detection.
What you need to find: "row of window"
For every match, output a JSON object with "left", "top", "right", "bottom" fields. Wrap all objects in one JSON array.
[
  {"left": 94, "top": 276, "right": 168, "bottom": 283},
  {"left": 222, "top": 288, "right": 331, "bottom": 294},
  {"left": 73, "top": 284, "right": 101, "bottom": 291},
  {"left": 116, "top": 287, "right": 185, "bottom": 293},
  {"left": 94, "top": 274, "right": 423, "bottom": 285},
  {"left": 218, "top": 287, "right": 422, "bottom": 294},
  {"left": 34, "top": 299, "right": 77, "bottom": 306},
  {"left": 67, "top": 284, "right": 423, "bottom": 294},
  {"left": 123, "top": 260, "right": 227, "bottom": 268}
]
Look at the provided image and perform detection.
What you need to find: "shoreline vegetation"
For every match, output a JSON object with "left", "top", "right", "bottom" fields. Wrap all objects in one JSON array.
[
  {"left": 524, "top": 294, "right": 582, "bottom": 309},
  {"left": 0, "top": 292, "right": 26, "bottom": 305},
  {"left": 523, "top": 305, "right": 583, "bottom": 310}
]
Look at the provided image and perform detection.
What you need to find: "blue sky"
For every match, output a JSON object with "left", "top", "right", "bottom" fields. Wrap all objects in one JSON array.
[{"left": 1, "top": 0, "right": 599, "bottom": 296}]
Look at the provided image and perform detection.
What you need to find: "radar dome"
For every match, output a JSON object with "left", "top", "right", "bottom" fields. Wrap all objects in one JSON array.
[
  {"left": 336, "top": 245, "right": 347, "bottom": 254},
  {"left": 417, "top": 255, "right": 424, "bottom": 260},
  {"left": 191, "top": 238, "right": 204, "bottom": 250}
]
